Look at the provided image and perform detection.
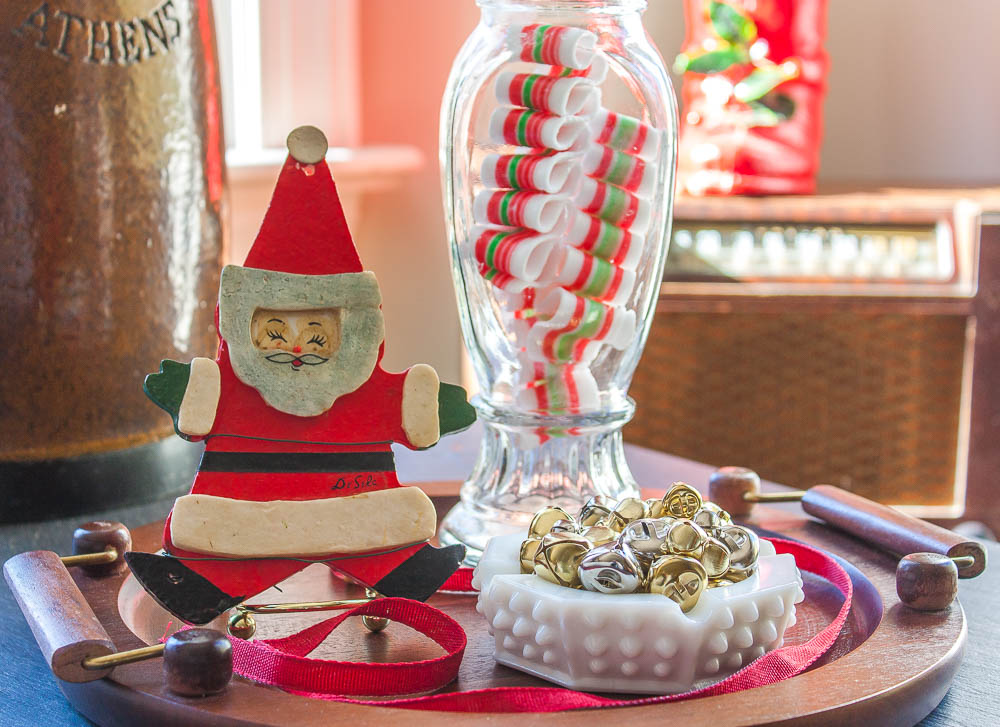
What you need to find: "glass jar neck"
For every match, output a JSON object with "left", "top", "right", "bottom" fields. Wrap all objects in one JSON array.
[{"left": 477, "top": 0, "right": 646, "bottom": 21}]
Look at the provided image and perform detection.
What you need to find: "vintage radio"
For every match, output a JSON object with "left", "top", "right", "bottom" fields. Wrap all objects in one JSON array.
[{"left": 627, "top": 187, "right": 1000, "bottom": 529}]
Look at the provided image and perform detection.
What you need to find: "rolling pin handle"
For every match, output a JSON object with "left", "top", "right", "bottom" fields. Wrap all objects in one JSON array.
[
  {"left": 4, "top": 545, "right": 231, "bottom": 695},
  {"left": 801, "top": 485, "right": 987, "bottom": 579}
]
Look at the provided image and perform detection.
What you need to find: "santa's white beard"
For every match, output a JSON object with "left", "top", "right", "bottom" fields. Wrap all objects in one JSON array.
[
  {"left": 218, "top": 267, "right": 386, "bottom": 417},
  {"left": 229, "top": 345, "right": 356, "bottom": 417}
]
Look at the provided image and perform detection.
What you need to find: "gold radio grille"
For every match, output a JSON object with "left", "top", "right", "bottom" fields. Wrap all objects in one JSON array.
[{"left": 626, "top": 310, "right": 969, "bottom": 510}]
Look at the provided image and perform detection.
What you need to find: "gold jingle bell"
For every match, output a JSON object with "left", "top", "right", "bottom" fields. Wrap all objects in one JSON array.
[
  {"left": 619, "top": 518, "right": 670, "bottom": 565},
  {"left": 644, "top": 498, "right": 666, "bottom": 519},
  {"left": 701, "top": 536, "right": 732, "bottom": 578},
  {"left": 581, "top": 524, "right": 618, "bottom": 547},
  {"left": 529, "top": 506, "right": 574, "bottom": 538},
  {"left": 519, "top": 537, "right": 542, "bottom": 574},
  {"left": 662, "top": 482, "right": 703, "bottom": 520},
  {"left": 709, "top": 577, "right": 736, "bottom": 588},
  {"left": 605, "top": 497, "right": 647, "bottom": 532},
  {"left": 578, "top": 544, "right": 644, "bottom": 594},
  {"left": 533, "top": 532, "right": 591, "bottom": 588},
  {"left": 665, "top": 519, "right": 709, "bottom": 558},
  {"left": 648, "top": 555, "right": 708, "bottom": 612},
  {"left": 578, "top": 495, "right": 615, "bottom": 527},
  {"left": 720, "top": 565, "right": 755, "bottom": 583}
]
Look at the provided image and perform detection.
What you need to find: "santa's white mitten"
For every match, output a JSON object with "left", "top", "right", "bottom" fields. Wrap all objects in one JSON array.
[
  {"left": 402, "top": 364, "right": 440, "bottom": 448},
  {"left": 177, "top": 357, "right": 221, "bottom": 437}
]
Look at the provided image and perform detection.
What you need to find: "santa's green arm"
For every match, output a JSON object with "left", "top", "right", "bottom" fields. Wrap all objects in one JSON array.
[
  {"left": 144, "top": 358, "right": 221, "bottom": 440},
  {"left": 438, "top": 382, "right": 476, "bottom": 436}
]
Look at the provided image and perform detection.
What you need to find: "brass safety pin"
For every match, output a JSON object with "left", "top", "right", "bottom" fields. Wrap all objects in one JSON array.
[{"left": 227, "top": 588, "right": 386, "bottom": 639}]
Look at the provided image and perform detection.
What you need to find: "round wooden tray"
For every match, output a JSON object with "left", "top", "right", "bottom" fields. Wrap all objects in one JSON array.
[{"left": 61, "top": 487, "right": 965, "bottom": 726}]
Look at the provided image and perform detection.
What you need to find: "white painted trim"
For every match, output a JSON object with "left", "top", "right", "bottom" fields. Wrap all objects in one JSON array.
[
  {"left": 402, "top": 364, "right": 441, "bottom": 448},
  {"left": 177, "top": 358, "right": 221, "bottom": 437},
  {"left": 170, "top": 487, "right": 438, "bottom": 557}
]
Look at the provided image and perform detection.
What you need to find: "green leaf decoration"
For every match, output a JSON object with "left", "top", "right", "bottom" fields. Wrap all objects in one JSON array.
[
  {"left": 144, "top": 359, "right": 191, "bottom": 436},
  {"left": 437, "top": 382, "right": 477, "bottom": 438},
  {"left": 733, "top": 65, "right": 798, "bottom": 103},
  {"left": 747, "top": 93, "right": 796, "bottom": 127},
  {"left": 758, "top": 92, "right": 796, "bottom": 119},
  {"left": 746, "top": 102, "right": 782, "bottom": 127},
  {"left": 676, "top": 45, "right": 748, "bottom": 75},
  {"left": 709, "top": 1, "right": 757, "bottom": 44}
]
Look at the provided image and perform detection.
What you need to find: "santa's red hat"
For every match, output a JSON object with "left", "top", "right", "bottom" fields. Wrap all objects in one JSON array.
[
  {"left": 242, "top": 126, "right": 363, "bottom": 275},
  {"left": 218, "top": 126, "right": 385, "bottom": 415}
]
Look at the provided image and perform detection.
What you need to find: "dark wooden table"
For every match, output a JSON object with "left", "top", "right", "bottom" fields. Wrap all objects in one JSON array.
[{"left": 2, "top": 426, "right": 997, "bottom": 726}]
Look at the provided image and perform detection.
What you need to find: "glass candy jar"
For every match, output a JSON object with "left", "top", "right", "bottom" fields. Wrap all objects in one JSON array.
[{"left": 440, "top": 0, "right": 677, "bottom": 559}]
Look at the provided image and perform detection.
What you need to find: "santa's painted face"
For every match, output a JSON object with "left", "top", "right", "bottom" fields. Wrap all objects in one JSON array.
[
  {"left": 250, "top": 308, "right": 341, "bottom": 371},
  {"left": 219, "top": 266, "right": 385, "bottom": 418}
]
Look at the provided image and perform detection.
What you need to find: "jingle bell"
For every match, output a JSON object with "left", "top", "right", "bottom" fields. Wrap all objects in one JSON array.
[
  {"left": 662, "top": 482, "right": 703, "bottom": 519},
  {"left": 578, "top": 544, "right": 643, "bottom": 594},
  {"left": 722, "top": 565, "right": 755, "bottom": 583},
  {"left": 665, "top": 519, "right": 708, "bottom": 557},
  {"left": 618, "top": 518, "right": 670, "bottom": 566},
  {"left": 644, "top": 498, "right": 666, "bottom": 519},
  {"left": 578, "top": 495, "right": 614, "bottom": 527},
  {"left": 581, "top": 524, "right": 618, "bottom": 547},
  {"left": 529, "top": 506, "right": 574, "bottom": 538},
  {"left": 694, "top": 502, "right": 731, "bottom": 529},
  {"left": 550, "top": 519, "right": 580, "bottom": 534},
  {"left": 715, "top": 525, "right": 759, "bottom": 571},
  {"left": 533, "top": 532, "right": 591, "bottom": 588},
  {"left": 605, "top": 497, "right": 647, "bottom": 532},
  {"left": 648, "top": 555, "right": 708, "bottom": 612},
  {"left": 701, "top": 536, "right": 732, "bottom": 578},
  {"left": 520, "top": 537, "right": 542, "bottom": 574}
]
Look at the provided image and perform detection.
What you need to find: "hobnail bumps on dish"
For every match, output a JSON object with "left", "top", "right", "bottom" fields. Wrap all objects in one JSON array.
[{"left": 473, "top": 533, "right": 804, "bottom": 694}]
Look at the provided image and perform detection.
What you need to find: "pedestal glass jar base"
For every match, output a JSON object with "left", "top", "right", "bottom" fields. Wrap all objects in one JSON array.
[{"left": 439, "top": 398, "right": 639, "bottom": 563}]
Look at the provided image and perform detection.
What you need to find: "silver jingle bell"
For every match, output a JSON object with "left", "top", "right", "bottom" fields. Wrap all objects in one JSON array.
[
  {"left": 550, "top": 518, "right": 580, "bottom": 534},
  {"left": 578, "top": 495, "right": 615, "bottom": 527},
  {"left": 693, "top": 503, "right": 730, "bottom": 529},
  {"left": 715, "top": 524, "right": 760, "bottom": 570},
  {"left": 618, "top": 518, "right": 670, "bottom": 565},
  {"left": 578, "top": 544, "right": 644, "bottom": 594}
]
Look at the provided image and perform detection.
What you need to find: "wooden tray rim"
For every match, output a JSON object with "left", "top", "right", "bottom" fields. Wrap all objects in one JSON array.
[{"left": 59, "top": 485, "right": 966, "bottom": 727}]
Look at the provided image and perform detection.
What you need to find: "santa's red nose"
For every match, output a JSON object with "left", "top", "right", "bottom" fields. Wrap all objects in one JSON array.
[{"left": 293, "top": 346, "right": 302, "bottom": 353}]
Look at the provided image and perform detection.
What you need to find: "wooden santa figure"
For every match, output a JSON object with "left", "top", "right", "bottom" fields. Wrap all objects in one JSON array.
[{"left": 127, "top": 127, "right": 474, "bottom": 624}]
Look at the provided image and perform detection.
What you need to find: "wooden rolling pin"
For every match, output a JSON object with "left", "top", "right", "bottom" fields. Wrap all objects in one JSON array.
[
  {"left": 3, "top": 521, "right": 232, "bottom": 696},
  {"left": 709, "top": 467, "right": 987, "bottom": 579}
]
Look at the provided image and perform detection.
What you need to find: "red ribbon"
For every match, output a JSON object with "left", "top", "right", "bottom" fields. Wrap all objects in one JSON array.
[
  {"left": 230, "top": 538, "right": 853, "bottom": 712},
  {"left": 230, "top": 598, "right": 466, "bottom": 697}
]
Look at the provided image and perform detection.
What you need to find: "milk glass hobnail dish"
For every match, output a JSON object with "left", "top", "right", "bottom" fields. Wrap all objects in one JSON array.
[{"left": 440, "top": 0, "right": 677, "bottom": 561}]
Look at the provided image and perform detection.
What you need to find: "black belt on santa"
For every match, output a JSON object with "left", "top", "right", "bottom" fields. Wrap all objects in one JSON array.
[{"left": 198, "top": 451, "right": 396, "bottom": 473}]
